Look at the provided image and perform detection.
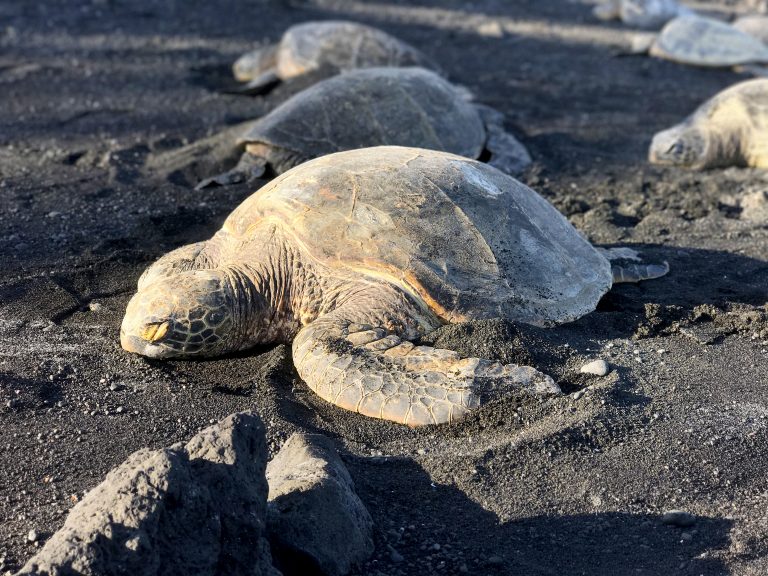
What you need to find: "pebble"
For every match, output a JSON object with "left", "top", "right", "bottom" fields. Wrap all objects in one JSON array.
[
  {"left": 27, "top": 529, "right": 38, "bottom": 543},
  {"left": 580, "top": 359, "right": 610, "bottom": 377},
  {"left": 662, "top": 510, "right": 696, "bottom": 527},
  {"left": 88, "top": 301, "right": 104, "bottom": 312}
]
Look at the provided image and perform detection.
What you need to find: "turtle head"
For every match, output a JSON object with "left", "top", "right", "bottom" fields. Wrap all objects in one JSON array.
[
  {"left": 649, "top": 125, "right": 708, "bottom": 168},
  {"left": 121, "top": 269, "right": 246, "bottom": 359}
]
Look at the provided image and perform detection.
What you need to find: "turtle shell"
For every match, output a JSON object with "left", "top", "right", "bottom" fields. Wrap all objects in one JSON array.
[
  {"left": 238, "top": 67, "right": 486, "bottom": 169},
  {"left": 276, "top": 20, "right": 436, "bottom": 79},
  {"left": 222, "top": 147, "right": 612, "bottom": 326},
  {"left": 691, "top": 78, "right": 768, "bottom": 121},
  {"left": 651, "top": 15, "right": 768, "bottom": 66}
]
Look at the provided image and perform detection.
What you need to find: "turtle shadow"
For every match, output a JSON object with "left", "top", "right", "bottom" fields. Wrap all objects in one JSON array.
[{"left": 348, "top": 456, "right": 733, "bottom": 576}]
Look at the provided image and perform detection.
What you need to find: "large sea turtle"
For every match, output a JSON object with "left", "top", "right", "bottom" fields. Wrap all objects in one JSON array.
[
  {"left": 150, "top": 67, "right": 531, "bottom": 187},
  {"left": 647, "top": 15, "right": 768, "bottom": 66},
  {"left": 593, "top": 0, "right": 691, "bottom": 29},
  {"left": 122, "top": 147, "right": 667, "bottom": 426},
  {"left": 232, "top": 20, "right": 437, "bottom": 94},
  {"left": 649, "top": 78, "right": 768, "bottom": 169}
]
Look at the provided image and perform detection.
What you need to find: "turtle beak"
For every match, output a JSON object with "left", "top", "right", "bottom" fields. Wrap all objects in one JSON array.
[{"left": 120, "top": 328, "right": 171, "bottom": 358}]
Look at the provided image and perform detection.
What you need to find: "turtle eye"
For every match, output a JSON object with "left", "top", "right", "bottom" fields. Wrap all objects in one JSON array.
[
  {"left": 140, "top": 321, "right": 170, "bottom": 342},
  {"left": 666, "top": 141, "right": 683, "bottom": 157}
]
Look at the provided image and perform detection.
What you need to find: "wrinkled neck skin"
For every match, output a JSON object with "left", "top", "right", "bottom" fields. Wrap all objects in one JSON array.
[
  {"left": 704, "top": 122, "right": 746, "bottom": 169},
  {"left": 227, "top": 223, "right": 433, "bottom": 350}
]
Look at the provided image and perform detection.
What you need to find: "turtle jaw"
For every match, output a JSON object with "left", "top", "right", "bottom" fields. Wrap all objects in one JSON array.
[{"left": 120, "top": 328, "right": 177, "bottom": 359}]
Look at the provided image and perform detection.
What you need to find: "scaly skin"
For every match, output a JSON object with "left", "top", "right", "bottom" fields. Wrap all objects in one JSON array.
[{"left": 121, "top": 222, "right": 559, "bottom": 425}]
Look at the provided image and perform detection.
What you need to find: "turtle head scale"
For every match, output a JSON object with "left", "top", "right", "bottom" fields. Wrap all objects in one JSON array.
[{"left": 120, "top": 269, "right": 247, "bottom": 359}]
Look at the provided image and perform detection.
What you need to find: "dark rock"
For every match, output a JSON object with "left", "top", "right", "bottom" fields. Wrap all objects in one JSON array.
[
  {"left": 16, "top": 411, "right": 279, "bottom": 576},
  {"left": 266, "top": 433, "right": 374, "bottom": 576}
]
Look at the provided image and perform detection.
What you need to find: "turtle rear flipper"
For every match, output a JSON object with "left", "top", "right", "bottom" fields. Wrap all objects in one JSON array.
[
  {"left": 475, "top": 104, "right": 532, "bottom": 176},
  {"left": 597, "top": 247, "right": 670, "bottom": 283}
]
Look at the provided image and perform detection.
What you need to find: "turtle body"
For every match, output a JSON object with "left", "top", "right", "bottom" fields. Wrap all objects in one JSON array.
[
  {"left": 650, "top": 15, "right": 768, "bottom": 66},
  {"left": 593, "top": 0, "right": 690, "bottom": 29},
  {"left": 122, "top": 147, "right": 666, "bottom": 426},
  {"left": 233, "top": 20, "right": 437, "bottom": 94},
  {"left": 649, "top": 78, "right": 768, "bottom": 169},
  {"left": 160, "top": 68, "right": 531, "bottom": 188}
]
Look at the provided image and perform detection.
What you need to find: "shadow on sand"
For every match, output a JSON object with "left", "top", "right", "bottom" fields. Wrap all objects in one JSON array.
[{"left": 349, "top": 456, "right": 733, "bottom": 576}]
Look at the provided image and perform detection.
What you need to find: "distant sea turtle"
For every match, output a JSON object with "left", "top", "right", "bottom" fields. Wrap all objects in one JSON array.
[
  {"left": 648, "top": 15, "right": 768, "bottom": 66},
  {"left": 232, "top": 20, "right": 437, "bottom": 94},
  {"left": 593, "top": 0, "right": 691, "bottom": 29},
  {"left": 733, "top": 15, "right": 768, "bottom": 45},
  {"left": 649, "top": 78, "right": 768, "bottom": 169},
  {"left": 122, "top": 146, "right": 667, "bottom": 426},
  {"left": 150, "top": 67, "right": 531, "bottom": 187}
]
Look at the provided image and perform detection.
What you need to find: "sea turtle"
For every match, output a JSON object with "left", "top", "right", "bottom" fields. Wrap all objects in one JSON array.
[
  {"left": 593, "top": 0, "right": 691, "bottom": 29},
  {"left": 733, "top": 14, "right": 768, "bottom": 45},
  {"left": 122, "top": 146, "right": 667, "bottom": 426},
  {"left": 648, "top": 15, "right": 768, "bottom": 66},
  {"left": 150, "top": 67, "right": 531, "bottom": 188},
  {"left": 649, "top": 78, "right": 768, "bottom": 169},
  {"left": 232, "top": 20, "right": 437, "bottom": 94}
]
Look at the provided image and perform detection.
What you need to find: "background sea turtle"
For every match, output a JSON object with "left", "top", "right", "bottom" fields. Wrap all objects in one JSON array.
[
  {"left": 648, "top": 15, "right": 768, "bottom": 66},
  {"left": 150, "top": 67, "right": 531, "bottom": 187},
  {"left": 593, "top": 0, "right": 691, "bottom": 29},
  {"left": 122, "top": 146, "right": 667, "bottom": 426},
  {"left": 232, "top": 20, "right": 437, "bottom": 94},
  {"left": 733, "top": 14, "right": 768, "bottom": 44},
  {"left": 649, "top": 78, "right": 768, "bottom": 169}
]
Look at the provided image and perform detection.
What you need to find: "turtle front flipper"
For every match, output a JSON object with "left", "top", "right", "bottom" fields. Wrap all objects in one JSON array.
[
  {"left": 292, "top": 306, "right": 560, "bottom": 426},
  {"left": 475, "top": 104, "right": 532, "bottom": 176},
  {"left": 195, "top": 152, "right": 267, "bottom": 190},
  {"left": 145, "top": 121, "right": 257, "bottom": 186}
]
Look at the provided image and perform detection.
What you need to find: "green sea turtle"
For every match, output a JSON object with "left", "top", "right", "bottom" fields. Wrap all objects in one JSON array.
[
  {"left": 593, "top": 0, "right": 691, "bottom": 29},
  {"left": 733, "top": 14, "right": 768, "bottom": 45},
  {"left": 649, "top": 78, "right": 768, "bottom": 169},
  {"left": 648, "top": 15, "right": 768, "bottom": 66},
  {"left": 150, "top": 67, "right": 531, "bottom": 187},
  {"left": 122, "top": 146, "right": 667, "bottom": 426},
  {"left": 233, "top": 20, "right": 437, "bottom": 94}
]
